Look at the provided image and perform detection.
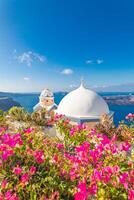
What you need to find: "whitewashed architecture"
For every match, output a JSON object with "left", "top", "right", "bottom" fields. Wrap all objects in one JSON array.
[
  {"left": 33, "top": 82, "right": 114, "bottom": 128},
  {"left": 56, "top": 81, "right": 113, "bottom": 127},
  {"left": 33, "top": 89, "right": 57, "bottom": 112}
]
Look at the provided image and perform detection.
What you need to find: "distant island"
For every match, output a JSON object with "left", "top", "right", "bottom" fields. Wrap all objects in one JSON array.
[
  {"left": 104, "top": 95, "right": 134, "bottom": 105},
  {"left": 0, "top": 96, "right": 21, "bottom": 111}
]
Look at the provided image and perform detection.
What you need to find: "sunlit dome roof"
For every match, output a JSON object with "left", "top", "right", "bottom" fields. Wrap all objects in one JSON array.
[
  {"left": 40, "top": 89, "right": 54, "bottom": 99},
  {"left": 56, "top": 83, "right": 109, "bottom": 118}
]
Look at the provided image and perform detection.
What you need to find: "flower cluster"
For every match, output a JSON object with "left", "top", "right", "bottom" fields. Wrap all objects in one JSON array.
[
  {"left": 0, "top": 115, "right": 134, "bottom": 199},
  {"left": 126, "top": 113, "right": 134, "bottom": 120},
  {"left": 57, "top": 130, "right": 134, "bottom": 199}
]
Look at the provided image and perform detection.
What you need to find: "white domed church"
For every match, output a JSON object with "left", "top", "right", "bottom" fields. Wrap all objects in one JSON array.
[
  {"left": 56, "top": 82, "right": 114, "bottom": 127},
  {"left": 33, "top": 82, "right": 114, "bottom": 128}
]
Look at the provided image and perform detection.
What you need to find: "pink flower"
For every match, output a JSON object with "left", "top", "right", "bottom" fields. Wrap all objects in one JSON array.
[
  {"left": 120, "top": 141, "right": 131, "bottom": 152},
  {"left": 29, "top": 166, "right": 36, "bottom": 175},
  {"left": 0, "top": 193, "right": 4, "bottom": 200},
  {"left": 2, "top": 149, "right": 13, "bottom": 160},
  {"left": 103, "top": 166, "right": 113, "bottom": 174},
  {"left": 70, "top": 168, "right": 77, "bottom": 181},
  {"left": 83, "top": 141, "right": 90, "bottom": 149},
  {"left": 75, "top": 142, "right": 90, "bottom": 153},
  {"left": 5, "top": 190, "right": 12, "bottom": 199},
  {"left": 111, "top": 134, "right": 117, "bottom": 142},
  {"left": 52, "top": 154, "right": 58, "bottom": 163},
  {"left": 77, "top": 124, "right": 86, "bottom": 131},
  {"left": 128, "top": 189, "right": 134, "bottom": 200},
  {"left": 74, "top": 182, "right": 88, "bottom": 200},
  {"left": 1, "top": 179, "right": 8, "bottom": 189},
  {"left": 21, "top": 173, "right": 29, "bottom": 184},
  {"left": 78, "top": 182, "right": 87, "bottom": 192},
  {"left": 10, "top": 193, "right": 20, "bottom": 200},
  {"left": 13, "top": 166, "right": 22, "bottom": 175},
  {"left": 127, "top": 113, "right": 133, "bottom": 118},
  {"left": 24, "top": 128, "right": 34, "bottom": 134},
  {"left": 57, "top": 143, "right": 64, "bottom": 150},
  {"left": 91, "top": 169, "right": 102, "bottom": 181},
  {"left": 53, "top": 114, "right": 64, "bottom": 122},
  {"left": 90, "top": 129, "right": 96, "bottom": 135},
  {"left": 74, "top": 192, "right": 87, "bottom": 200},
  {"left": 70, "top": 128, "right": 75, "bottom": 136},
  {"left": 113, "top": 165, "right": 120, "bottom": 173},
  {"left": 5, "top": 191, "right": 19, "bottom": 200},
  {"left": 75, "top": 145, "right": 85, "bottom": 153},
  {"left": 101, "top": 135, "right": 110, "bottom": 145},
  {"left": 119, "top": 172, "right": 128, "bottom": 189},
  {"left": 34, "top": 150, "right": 44, "bottom": 164},
  {"left": 1, "top": 133, "right": 22, "bottom": 148},
  {"left": 88, "top": 183, "right": 97, "bottom": 195},
  {"left": 89, "top": 149, "right": 100, "bottom": 163}
]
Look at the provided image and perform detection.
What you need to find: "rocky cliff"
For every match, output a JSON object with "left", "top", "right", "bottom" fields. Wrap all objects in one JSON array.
[{"left": 0, "top": 97, "right": 21, "bottom": 111}]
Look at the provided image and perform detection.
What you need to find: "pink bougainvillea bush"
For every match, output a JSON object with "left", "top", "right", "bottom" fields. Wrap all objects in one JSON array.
[{"left": 0, "top": 115, "right": 134, "bottom": 200}]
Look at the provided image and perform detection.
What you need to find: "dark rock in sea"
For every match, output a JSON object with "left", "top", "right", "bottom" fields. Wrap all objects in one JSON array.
[{"left": 0, "top": 97, "right": 21, "bottom": 111}]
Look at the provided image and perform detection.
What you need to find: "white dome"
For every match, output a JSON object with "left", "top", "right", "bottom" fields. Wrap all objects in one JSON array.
[{"left": 57, "top": 83, "right": 109, "bottom": 118}]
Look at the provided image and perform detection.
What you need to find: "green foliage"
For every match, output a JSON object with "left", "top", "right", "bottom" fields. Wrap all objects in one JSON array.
[
  {"left": 8, "top": 106, "right": 31, "bottom": 122},
  {"left": 96, "top": 120, "right": 134, "bottom": 143},
  {"left": 31, "top": 108, "right": 47, "bottom": 126},
  {"left": 7, "top": 107, "right": 51, "bottom": 127},
  {"left": 0, "top": 109, "right": 4, "bottom": 120},
  {"left": 0, "top": 109, "right": 7, "bottom": 127}
]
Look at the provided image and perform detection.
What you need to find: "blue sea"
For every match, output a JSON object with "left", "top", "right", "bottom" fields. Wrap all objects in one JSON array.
[{"left": 1, "top": 92, "right": 134, "bottom": 126}]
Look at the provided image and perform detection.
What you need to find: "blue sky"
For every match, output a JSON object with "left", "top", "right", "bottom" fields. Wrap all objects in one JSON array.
[{"left": 0, "top": 0, "right": 134, "bottom": 92}]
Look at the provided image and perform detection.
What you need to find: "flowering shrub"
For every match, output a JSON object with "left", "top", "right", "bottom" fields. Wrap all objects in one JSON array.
[
  {"left": 8, "top": 107, "right": 52, "bottom": 127},
  {"left": 126, "top": 113, "right": 134, "bottom": 121},
  {"left": 8, "top": 107, "right": 31, "bottom": 122},
  {"left": 31, "top": 109, "right": 48, "bottom": 126},
  {"left": 95, "top": 114, "right": 134, "bottom": 143},
  {"left": 126, "top": 113, "right": 134, "bottom": 129},
  {"left": 0, "top": 110, "right": 7, "bottom": 128},
  {"left": 0, "top": 115, "right": 134, "bottom": 199}
]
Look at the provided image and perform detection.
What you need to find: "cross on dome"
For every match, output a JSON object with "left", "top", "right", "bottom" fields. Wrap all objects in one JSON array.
[{"left": 80, "top": 77, "right": 85, "bottom": 88}]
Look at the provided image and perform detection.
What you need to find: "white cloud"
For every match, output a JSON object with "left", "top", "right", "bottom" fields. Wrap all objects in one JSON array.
[
  {"left": 96, "top": 59, "right": 103, "bottom": 64},
  {"left": 85, "top": 58, "right": 104, "bottom": 65},
  {"left": 32, "top": 52, "right": 45, "bottom": 62},
  {"left": 14, "top": 50, "right": 46, "bottom": 66},
  {"left": 61, "top": 68, "right": 73, "bottom": 75},
  {"left": 86, "top": 60, "right": 93, "bottom": 64},
  {"left": 23, "top": 77, "right": 30, "bottom": 81},
  {"left": 18, "top": 53, "right": 33, "bottom": 67}
]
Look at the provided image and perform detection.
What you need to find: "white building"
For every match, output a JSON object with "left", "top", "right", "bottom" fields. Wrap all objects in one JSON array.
[
  {"left": 33, "top": 82, "right": 114, "bottom": 128},
  {"left": 56, "top": 82, "right": 114, "bottom": 127},
  {"left": 33, "top": 89, "right": 57, "bottom": 113}
]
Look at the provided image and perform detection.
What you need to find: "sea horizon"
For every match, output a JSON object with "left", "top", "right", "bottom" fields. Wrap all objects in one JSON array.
[
  {"left": 1, "top": 91, "right": 134, "bottom": 126},
  {"left": 1, "top": 90, "right": 134, "bottom": 95}
]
